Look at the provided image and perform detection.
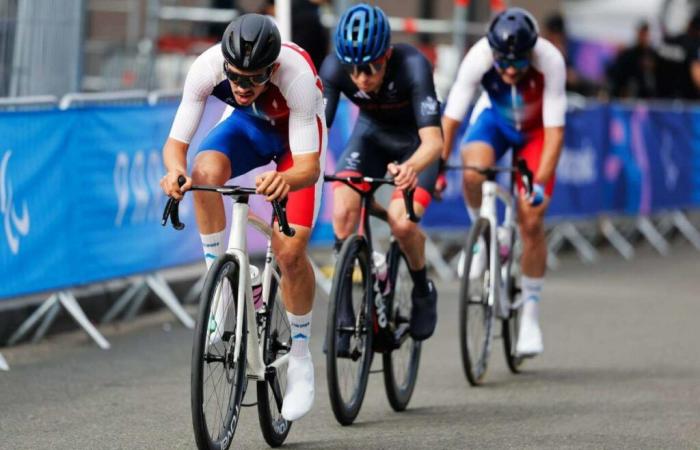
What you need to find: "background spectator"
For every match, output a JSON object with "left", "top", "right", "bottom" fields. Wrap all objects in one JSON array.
[{"left": 607, "top": 21, "right": 660, "bottom": 99}]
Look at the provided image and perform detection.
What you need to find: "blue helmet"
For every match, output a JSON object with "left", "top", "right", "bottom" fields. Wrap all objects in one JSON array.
[
  {"left": 487, "top": 7, "right": 539, "bottom": 59},
  {"left": 335, "top": 4, "right": 391, "bottom": 64}
]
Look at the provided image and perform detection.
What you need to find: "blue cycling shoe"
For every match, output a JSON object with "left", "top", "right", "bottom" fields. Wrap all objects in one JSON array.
[{"left": 409, "top": 280, "right": 437, "bottom": 341}]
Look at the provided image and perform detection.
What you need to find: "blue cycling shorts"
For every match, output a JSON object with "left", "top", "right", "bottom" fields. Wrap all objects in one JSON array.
[
  {"left": 462, "top": 107, "right": 525, "bottom": 160},
  {"left": 198, "top": 110, "right": 286, "bottom": 177}
]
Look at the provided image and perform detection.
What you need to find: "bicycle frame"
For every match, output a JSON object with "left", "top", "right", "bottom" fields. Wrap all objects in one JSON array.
[
  {"left": 478, "top": 180, "right": 517, "bottom": 319},
  {"left": 225, "top": 198, "right": 289, "bottom": 381}
]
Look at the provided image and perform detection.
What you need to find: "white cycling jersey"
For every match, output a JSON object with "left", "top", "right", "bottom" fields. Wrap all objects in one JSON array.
[
  {"left": 169, "top": 42, "right": 326, "bottom": 155},
  {"left": 444, "top": 37, "right": 566, "bottom": 131}
]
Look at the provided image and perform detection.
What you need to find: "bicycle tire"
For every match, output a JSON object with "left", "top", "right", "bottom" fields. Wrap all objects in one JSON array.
[
  {"left": 257, "top": 262, "right": 292, "bottom": 447},
  {"left": 191, "top": 254, "right": 247, "bottom": 450},
  {"left": 459, "top": 218, "right": 495, "bottom": 386},
  {"left": 502, "top": 271, "right": 525, "bottom": 373},
  {"left": 326, "top": 235, "right": 374, "bottom": 425},
  {"left": 382, "top": 242, "right": 421, "bottom": 411}
]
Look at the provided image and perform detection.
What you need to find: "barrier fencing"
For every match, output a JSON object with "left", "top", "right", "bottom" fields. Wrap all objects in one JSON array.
[{"left": 1, "top": 93, "right": 699, "bottom": 371}]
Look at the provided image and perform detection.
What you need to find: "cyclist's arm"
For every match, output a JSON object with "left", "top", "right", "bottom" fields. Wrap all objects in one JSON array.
[
  {"left": 441, "top": 38, "right": 492, "bottom": 161},
  {"left": 533, "top": 39, "right": 567, "bottom": 186},
  {"left": 406, "top": 52, "right": 443, "bottom": 171},
  {"left": 282, "top": 72, "right": 326, "bottom": 190},
  {"left": 403, "top": 126, "right": 442, "bottom": 173},
  {"left": 319, "top": 54, "right": 342, "bottom": 128}
]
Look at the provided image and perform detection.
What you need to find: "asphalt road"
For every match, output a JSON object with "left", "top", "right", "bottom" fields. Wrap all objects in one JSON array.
[{"left": 1, "top": 243, "right": 699, "bottom": 450}]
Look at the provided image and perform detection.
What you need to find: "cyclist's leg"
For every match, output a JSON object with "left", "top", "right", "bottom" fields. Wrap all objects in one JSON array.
[
  {"left": 514, "top": 128, "right": 554, "bottom": 356},
  {"left": 272, "top": 144, "right": 324, "bottom": 421},
  {"left": 331, "top": 118, "right": 389, "bottom": 248},
  {"left": 193, "top": 111, "right": 280, "bottom": 267},
  {"left": 460, "top": 108, "right": 510, "bottom": 220},
  {"left": 384, "top": 130, "right": 439, "bottom": 340}
]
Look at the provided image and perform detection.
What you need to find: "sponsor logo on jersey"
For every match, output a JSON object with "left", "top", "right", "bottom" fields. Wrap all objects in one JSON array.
[
  {"left": 354, "top": 90, "right": 371, "bottom": 100},
  {"left": 420, "top": 96, "right": 438, "bottom": 116}
]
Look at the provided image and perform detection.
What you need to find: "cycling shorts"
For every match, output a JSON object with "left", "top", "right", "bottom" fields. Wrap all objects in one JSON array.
[
  {"left": 462, "top": 107, "right": 554, "bottom": 196},
  {"left": 333, "top": 116, "right": 439, "bottom": 208},
  {"left": 198, "top": 110, "right": 322, "bottom": 228}
]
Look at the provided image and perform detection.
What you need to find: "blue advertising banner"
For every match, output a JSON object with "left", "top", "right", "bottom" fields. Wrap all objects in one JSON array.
[
  {"left": 1, "top": 98, "right": 699, "bottom": 299},
  {"left": 0, "top": 105, "right": 202, "bottom": 299}
]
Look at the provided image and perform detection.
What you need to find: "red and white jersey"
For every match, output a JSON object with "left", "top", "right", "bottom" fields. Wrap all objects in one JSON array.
[
  {"left": 444, "top": 37, "right": 566, "bottom": 131},
  {"left": 169, "top": 42, "right": 327, "bottom": 155}
]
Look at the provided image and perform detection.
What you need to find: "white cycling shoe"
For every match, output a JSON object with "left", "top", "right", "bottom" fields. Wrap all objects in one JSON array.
[
  {"left": 516, "top": 301, "right": 543, "bottom": 357},
  {"left": 281, "top": 354, "right": 315, "bottom": 421}
]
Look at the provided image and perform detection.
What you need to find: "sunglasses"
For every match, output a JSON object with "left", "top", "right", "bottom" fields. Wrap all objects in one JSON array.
[
  {"left": 494, "top": 56, "right": 530, "bottom": 71},
  {"left": 343, "top": 60, "right": 385, "bottom": 77},
  {"left": 223, "top": 63, "right": 273, "bottom": 88}
]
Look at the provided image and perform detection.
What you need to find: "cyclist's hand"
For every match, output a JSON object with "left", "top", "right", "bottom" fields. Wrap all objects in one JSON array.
[
  {"left": 521, "top": 183, "right": 545, "bottom": 207},
  {"left": 434, "top": 173, "right": 447, "bottom": 201},
  {"left": 387, "top": 162, "right": 418, "bottom": 191},
  {"left": 255, "top": 170, "right": 290, "bottom": 201},
  {"left": 161, "top": 171, "right": 191, "bottom": 200}
]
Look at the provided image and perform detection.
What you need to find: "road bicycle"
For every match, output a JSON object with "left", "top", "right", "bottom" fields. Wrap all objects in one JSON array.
[
  {"left": 323, "top": 174, "right": 421, "bottom": 425},
  {"left": 162, "top": 177, "right": 296, "bottom": 449},
  {"left": 450, "top": 159, "right": 533, "bottom": 386}
]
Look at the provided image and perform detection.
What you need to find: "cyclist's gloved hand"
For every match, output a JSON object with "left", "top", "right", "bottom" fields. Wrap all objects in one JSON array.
[
  {"left": 524, "top": 183, "right": 545, "bottom": 207},
  {"left": 433, "top": 158, "right": 448, "bottom": 201},
  {"left": 256, "top": 170, "right": 291, "bottom": 201},
  {"left": 388, "top": 162, "right": 418, "bottom": 191},
  {"left": 161, "top": 171, "right": 191, "bottom": 201}
]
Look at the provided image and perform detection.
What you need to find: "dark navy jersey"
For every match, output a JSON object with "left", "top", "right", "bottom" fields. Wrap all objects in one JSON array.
[{"left": 320, "top": 43, "right": 441, "bottom": 131}]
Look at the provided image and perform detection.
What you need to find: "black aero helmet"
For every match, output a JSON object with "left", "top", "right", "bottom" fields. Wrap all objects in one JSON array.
[
  {"left": 487, "top": 7, "right": 539, "bottom": 59},
  {"left": 221, "top": 13, "right": 281, "bottom": 71}
]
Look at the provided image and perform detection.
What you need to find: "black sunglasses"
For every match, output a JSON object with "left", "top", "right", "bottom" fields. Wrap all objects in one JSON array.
[
  {"left": 342, "top": 60, "right": 385, "bottom": 77},
  {"left": 223, "top": 63, "right": 273, "bottom": 87}
]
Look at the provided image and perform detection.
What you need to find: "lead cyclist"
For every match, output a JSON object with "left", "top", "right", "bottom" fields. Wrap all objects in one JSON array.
[
  {"left": 440, "top": 8, "right": 567, "bottom": 357},
  {"left": 159, "top": 14, "right": 326, "bottom": 421}
]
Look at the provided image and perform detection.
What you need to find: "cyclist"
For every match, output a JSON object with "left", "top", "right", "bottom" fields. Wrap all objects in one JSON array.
[
  {"left": 320, "top": 4, "right": 443, "bottom": 342},
  {"left": 440, "top": 8, "right": 566, "bottom": 357},
  {"left": 159, "top": 14, "right": 326, "bottom": 422}
]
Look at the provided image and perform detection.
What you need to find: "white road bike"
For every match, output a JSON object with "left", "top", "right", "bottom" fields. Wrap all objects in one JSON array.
[
  {"left": 451, "top": 159, "right": 534, "bottom": 385},
  {"left": 163, "top": 177, "right": 296, "bottom": 449}
]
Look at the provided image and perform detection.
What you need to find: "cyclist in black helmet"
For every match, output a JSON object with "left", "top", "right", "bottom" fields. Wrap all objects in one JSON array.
[
  {"left": 160, "top": 13, "right": 326, "bottom": 421},
  {"left": 320, "top": 3, "right": 443, "bottom": 343}
]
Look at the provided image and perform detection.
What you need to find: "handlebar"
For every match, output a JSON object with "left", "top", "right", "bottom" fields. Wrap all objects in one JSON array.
[
  {"left": 445, "top": 158, "right": 535, "bottom": 196},
  {"left": 323, "top": 174, "right": 419, "bottom": 223},
  {"left": 161, "top": 175, "right": 296, "bottom": 237}
]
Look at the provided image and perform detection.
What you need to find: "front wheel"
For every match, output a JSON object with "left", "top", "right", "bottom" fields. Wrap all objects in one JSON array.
[
  {"left": 502, "top": 272, "right": 525, "bottom": 373},
  {"left": 191, "top": 254, "right": 247, "bottom": 450},
  {"left": 459, "top": 218, "right": 495, "bottom": 386},
  {"left": 382, "top": 243, "right": 421, "bottom": 411},
  {"left": 326, "top": 235, "right": 374, "bottom": 425},
  {"left": 257, "top": 262, "right": 292, "bottom": 447}
]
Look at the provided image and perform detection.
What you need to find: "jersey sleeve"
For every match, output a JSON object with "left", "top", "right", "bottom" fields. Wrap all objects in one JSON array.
[
  {"left": 443, "top": 37, "right": 493, "bottom": 123},
  {"left": 319, "top": 54, "right": 342, "bottom": 128},
  {"left": 408, "top": 52, "right": 442, "bottom": 129},
  {"left": 283, "top": 71, "right": 327, "bottom": 155},
  {"left": 168, "top": 47, "right": 219, "bottom": 144},
  {"left": 533, "top": 39, "right": 567, "bottom": 128}
]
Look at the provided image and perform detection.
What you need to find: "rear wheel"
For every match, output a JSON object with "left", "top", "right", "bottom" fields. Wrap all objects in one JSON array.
[
  {"left": 191, "top": 254, "right": 247, "bottom": 450},
  {"left": 383, "top": 243, "right": 421, "bottom": 411},
  {"left": 257, "top": 262, "right": 292, "bottom": 447},
  {"left": 326, "top": 235, "right": 374, "bottom": 425},
  {"left": 459, "top": 218, "right": 495, "bottom": 386}
]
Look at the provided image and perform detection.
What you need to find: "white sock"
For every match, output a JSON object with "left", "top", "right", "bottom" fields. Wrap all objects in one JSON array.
[
  {"left": 288, "top": 311, "right": 312, "bottom": 358},
  {"left": 200, "top": 230, "right": 226, "bottom": 270},
  {"left": 521, "top": 275, "right": 544, "bottom": 304},
  {"left": 467, "top": 206, "right": 481, "bottom": 223}
]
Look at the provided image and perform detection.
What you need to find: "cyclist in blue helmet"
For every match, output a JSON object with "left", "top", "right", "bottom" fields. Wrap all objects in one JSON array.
[
  {"left": 320, "top": 3, "right": 444, "bottom": 344},
  {"left": 440, "top": 7, "right": 567, "bottom": 357}
]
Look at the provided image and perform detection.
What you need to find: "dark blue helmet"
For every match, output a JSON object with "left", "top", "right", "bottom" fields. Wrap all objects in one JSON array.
[
  {"left": 335, "top": 4, "right": 391, "bottom": 64},
  {"left": 487, "top": 7, "right": 539, "bottom": 59}
]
